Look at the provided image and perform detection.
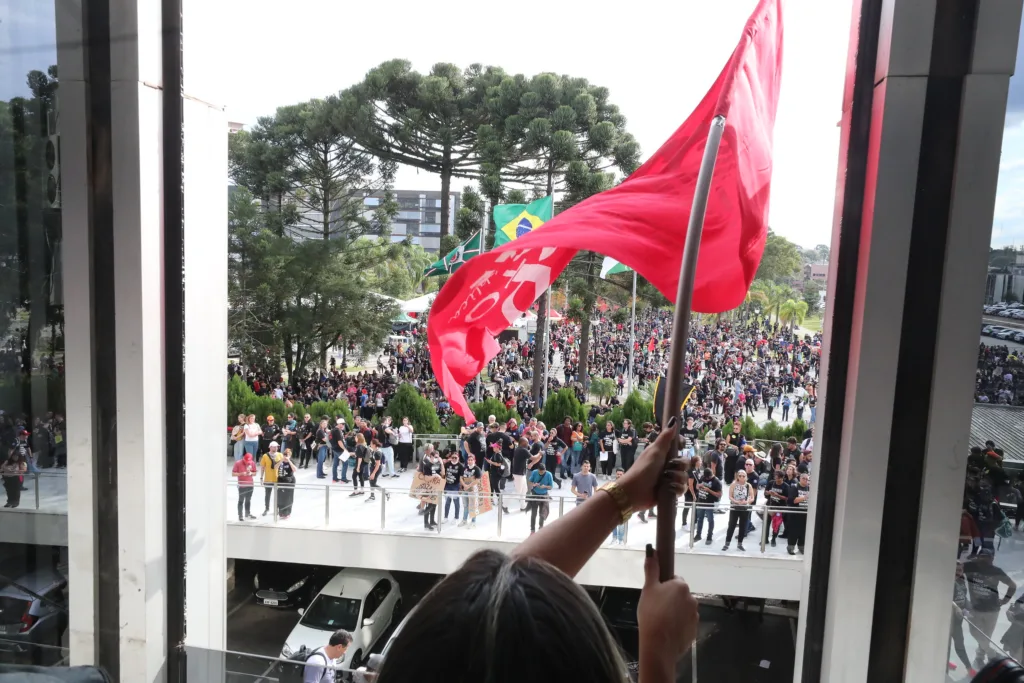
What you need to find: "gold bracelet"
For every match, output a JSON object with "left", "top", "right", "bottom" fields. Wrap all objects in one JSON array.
[{"left": 599, "top": 482, "right": 633, "bottom": 523}]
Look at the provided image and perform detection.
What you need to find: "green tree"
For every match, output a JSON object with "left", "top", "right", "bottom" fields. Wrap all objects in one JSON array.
[
  {"left": 0, "top": 65, "right": 65, "bottom": 407},
  {"left": 384, "top": 384, "right": 441, "bottom": 434},
  {"left": 779, "top": 299, "right": 809, "bottom": 333},
  {"left": 755, "top": 230, "right": 802, "bottom": 283},
  {"left": 802, "top": 279, "right": 823, "bottom": 314},
  {"left": 814, "top": 244, "right": 830, "bottom": 264},
  {"left": 504, "top": 73, "right": 640, "bottom": 400},
  {"left": 345, "top": 61, "right": 507, "bottom": 237},
  {"left": 539, "top": 387, "right": 586, "bottom": 428}
]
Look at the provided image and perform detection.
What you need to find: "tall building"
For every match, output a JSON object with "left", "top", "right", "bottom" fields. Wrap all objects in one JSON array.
[{"left": 362, "top": 189, "right": 461, "bottom": 253}]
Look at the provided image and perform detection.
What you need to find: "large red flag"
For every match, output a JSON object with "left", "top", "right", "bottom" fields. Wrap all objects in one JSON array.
[{"left": 429, "top": 0, "right": 783, "bottom": 422}]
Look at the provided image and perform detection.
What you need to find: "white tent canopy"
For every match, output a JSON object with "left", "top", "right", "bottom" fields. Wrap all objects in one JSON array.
[{"left": 401, "top": 293, "right": 436, "bottom": 314}]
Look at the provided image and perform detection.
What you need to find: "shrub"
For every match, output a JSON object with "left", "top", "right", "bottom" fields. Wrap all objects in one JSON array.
[
  {"left": 385, "top": 384, "right": 440, "bottom": 434},
  {"left": 539, "top": 388, "right": 586, "bottom": 427},
  {"left": 446, "top": 398, "right": 522, "bottom": 434},
  {"left": 788, "top": 418, "right": 808, "bottom": 439},
  {"left": 594, "top": 406, "right": 626, "bottom": 431},
  {"left": 741, "top": 416, "right": 759, "bottom": 440},
  {"left": 758, "top": 420, "right": 787, "bottom": 443},
  {"left": 228, "top": 375, "right": 252, "bottom": 425},
  {"left": 622, "top": 391, "right": 654, "bottom": 426}
]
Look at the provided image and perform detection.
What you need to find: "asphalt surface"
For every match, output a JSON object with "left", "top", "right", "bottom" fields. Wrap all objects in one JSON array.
[
  {"left": 225, "top": 562, "right": 441, "bottom": 679},
  {"left": 225, "top": 560, "right": 797, "bottom": 683}
]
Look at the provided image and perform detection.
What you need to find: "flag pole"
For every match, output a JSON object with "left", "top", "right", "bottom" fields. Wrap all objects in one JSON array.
[
  {"left": 656, "top": 115, "right": 726, "bottom": 582},
  {"left": 541, "top": 196, "right": 557, "bottom": 408},
  {"left": 475, "top": 201, "right": 489, "bottom": 403},
  {"left": 627, "top": 269, "right": 637, "bottom": 395}
]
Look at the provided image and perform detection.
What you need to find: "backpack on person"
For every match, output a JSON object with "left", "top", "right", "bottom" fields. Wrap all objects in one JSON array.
[
  {"left": 388, "top": 428, "right": 399, "bottom": 446},
  {"left": 279, "top": 646, "right": 327, "bottom": 683}
]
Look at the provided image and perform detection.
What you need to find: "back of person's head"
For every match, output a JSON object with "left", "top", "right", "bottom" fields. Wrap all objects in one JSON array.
[{"left": 375, "top": 550, "right": 626, "bottom": 683}]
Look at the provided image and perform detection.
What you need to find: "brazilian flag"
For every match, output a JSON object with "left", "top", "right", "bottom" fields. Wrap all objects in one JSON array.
[
  {"left": 493, "top": 196, "right": 554, "bottom": 247},
  {"left": 424, "top": 232, "right": 482, "bottom": 277}
]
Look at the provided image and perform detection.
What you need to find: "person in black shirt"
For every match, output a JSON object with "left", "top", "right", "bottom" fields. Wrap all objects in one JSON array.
[
  {"left": 442, "top": 450, "right": 465, "bottom": 522},
  {"left": 297, "top": 414, "right": 315, "bottom": 468},
  {"left": 542, "top": 431, "right": 567, "bottom": 487},
  {"left": 459, "top": 454, "right": 483, "bottom": 526},
  {"left": 679, "top": 416, "right": 700, "bottom": 459},
  {"left": 262, "top": 416, "right": 281, "bottom": 455},
  {"left": 764, "top": 470, "right": 790, "bottom": 547},
  {"left": 315, "top": 419, "right": 330, "bottom": 479},
  {"left": 330, "top": 419, "right": 347, "bottom": 483},
  {"left": 693, "top": 467, "right": 722, "bottom": 544},
  {"left": 349, "top": 434, "right": 369, "bottom": 497},
  {"left": 464, "top": 423, "right": 485, "bottom": 467},
  {"left": 681, "top": 455, "right": 702, "bottom": 528},
  {"left": 512, "top": 437, "right": 531, "bottom": 511},
  {"left": 786, "top": 472, "right": 810, "bottom": 555},
  {"left": 618, "top": 419, "right": 637, "bottom": 472},
  {"left": 365, "top": 439, "right": 387, "bottom": 502},
  {"left": 484, "top": 425, "right": 509, "bottom": 512},
  {"left": 527, "top": 432, "right": 544, "bottom": 473},
  {"left": 599, "top": 421, "right": 617, "bottom": 477}
]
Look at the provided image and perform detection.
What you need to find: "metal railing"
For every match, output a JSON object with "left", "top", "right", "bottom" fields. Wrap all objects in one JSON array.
[
  {"left": 226, "top": 478, "right": 808, "bottom": 557},
  {"left": 0, "top": 471, "right": 68, "bottom": 513}
]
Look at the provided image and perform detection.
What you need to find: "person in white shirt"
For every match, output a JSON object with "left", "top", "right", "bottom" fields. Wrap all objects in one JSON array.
[
  {"left": 302, "top": 630, "right": 351, "bottom": 683},
  {"left": 397, "top": 417, "right": 415, "bottom": 472},
  {"left": 242, "top": 414, "right": 262, "bottom": 458}
]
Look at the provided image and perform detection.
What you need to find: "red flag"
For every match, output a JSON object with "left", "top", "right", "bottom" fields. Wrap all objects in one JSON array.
[{"left": 429, "top": 0, "right": 783, "bottom": 422}]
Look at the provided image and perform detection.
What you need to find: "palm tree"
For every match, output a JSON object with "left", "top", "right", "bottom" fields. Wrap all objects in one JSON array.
[{"left": 779, "top": 299, "right": 809, "bottom": 333}]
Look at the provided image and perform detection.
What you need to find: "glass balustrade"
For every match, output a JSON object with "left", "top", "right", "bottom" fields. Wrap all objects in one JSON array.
[{"left": 225, "top": 476, "right": 807, "bottom": 558}]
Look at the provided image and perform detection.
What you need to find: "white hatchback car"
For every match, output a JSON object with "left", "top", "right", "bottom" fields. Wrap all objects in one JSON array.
[{"left": 281, "top": 568, "right": 402, "bottom": 671}]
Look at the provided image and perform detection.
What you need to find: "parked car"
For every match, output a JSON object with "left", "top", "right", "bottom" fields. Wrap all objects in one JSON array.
[
  {"left": 253, "top": 563, "right": 332, "bottom": 609},
  {"left": 983, "top": 325, "right": 995, "bottom": 335},
  {"left": 0, "top": 569, "right": 68, "bottom": 663},
  {"left": 1012, "top": 331, "right": 1024, "bottom": 343},
  {"left": 997, "top": 329, "right": 1017, "bottom": 340},
  {"left": 281, "top": 568, "right": 402, "bottom": 671}
]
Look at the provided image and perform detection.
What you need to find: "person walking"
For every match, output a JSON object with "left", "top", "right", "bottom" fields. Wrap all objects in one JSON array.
[
  {"left": 349, "top": 434, "right": 368, "bottom": 497},
  {"left": 232, "top": 451, "right": 257, "bottom": 521},
  {"left": 442, "top": 450, "right": 464, "bottom": 523},
  {"left": 723, "top": 469, "right": 754, "bottom": 551},
  {"left": 302, "top": 630, "right": 351, "bottom": 683},
  {"left": 571, "top": 460, "right": 599, "bottom": 507},
  {"left": 366, "top": 439, "right": 388, "bottom": 503},
  {"left": 527, "top": 462, "right": 554, "bottom": 534}
]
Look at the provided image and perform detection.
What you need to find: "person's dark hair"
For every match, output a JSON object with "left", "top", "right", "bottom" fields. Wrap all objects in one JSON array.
[
  {"left": 703, "top": 467, "right": 713, "bottom": 479},
  {"left": 329, "top": 630, "right": 352, "bottom": 647},
  {"left": 787, "top": 437, "right": 797, "bottom": 445},
  {"left": 376, "top": 550, "right": 626, "bottom": 683}
]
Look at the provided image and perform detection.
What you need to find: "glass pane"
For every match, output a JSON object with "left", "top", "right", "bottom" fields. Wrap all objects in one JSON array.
[
  {"left": 945, "top": 12, "right": 1024, "bottom": 680},
  {"left": 0, "top": 0, "right": 68, "bottom": 668}
]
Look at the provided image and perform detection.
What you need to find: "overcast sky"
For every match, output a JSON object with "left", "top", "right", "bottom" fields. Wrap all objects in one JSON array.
[
  {"left": 10, "top": 0, "right": 1024, "bottom": 248},
  {"left": 221, "top": 0, "right": 851, "bottom": 249}
]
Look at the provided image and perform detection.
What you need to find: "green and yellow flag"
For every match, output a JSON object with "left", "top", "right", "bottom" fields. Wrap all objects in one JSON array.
[{"left": 492, "top": 196, "right": 554, "bottom": 247}]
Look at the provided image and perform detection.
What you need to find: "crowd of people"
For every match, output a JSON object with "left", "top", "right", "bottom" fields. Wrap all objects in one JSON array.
[{"left": 975, "top": 344, "right": 1024, "bottom": 405}]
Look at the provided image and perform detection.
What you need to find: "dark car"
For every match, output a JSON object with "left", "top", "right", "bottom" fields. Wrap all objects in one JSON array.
[
  {"left": 253, "top": 563, "right": 332, "bottom": 609},
  {"left": 0, "top": 568, "right": 68, "bottom": 664}
]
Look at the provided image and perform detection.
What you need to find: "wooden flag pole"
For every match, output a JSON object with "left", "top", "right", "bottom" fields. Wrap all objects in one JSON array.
[{"left": 657, "top": 115, "right": 727, "bottom": 582}]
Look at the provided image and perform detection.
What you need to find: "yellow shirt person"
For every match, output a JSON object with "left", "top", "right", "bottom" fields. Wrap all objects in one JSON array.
[{"left": 260, "top": 449, "right": 282, "bottom": 484}]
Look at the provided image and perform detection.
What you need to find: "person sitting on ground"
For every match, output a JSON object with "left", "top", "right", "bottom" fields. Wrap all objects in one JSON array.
[{"left": 370, "top": 424, "right": 697, "bottom": 683}]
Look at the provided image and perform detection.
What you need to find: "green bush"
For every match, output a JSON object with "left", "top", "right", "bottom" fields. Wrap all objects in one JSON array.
[
  {"left": 594, "top": 406, "right": 626, "bottom": 431},
  {"left": 539, "top": 388, "right": 586, "bottom": 427},
  {"left": 741, "top": 416, "right": 759, "bottom": 439},
  {"left": 758, "top": 420, "right": 787, "bottom": 442},
  {"left": 446, "top": 398, "right": 522, "bottom": 434},
  {"left": 305, "top": 400, "right": 354, "bottom": 425},
  {"left": 385, "top": 384, "right": 441, "bottom": 434},
  {"left": 788, "top": 418, "right": 808, "bottom": 439},
  {"left": 228, "top": 375, "right": 252, "bottom": 425},
  {"left": 622, "top": 391, "right": 654, "bottom": 426}
]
